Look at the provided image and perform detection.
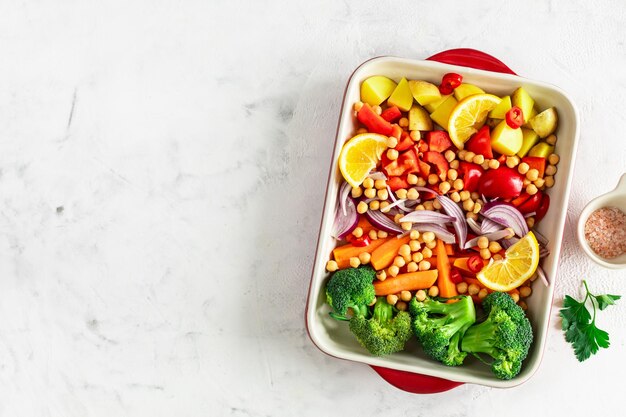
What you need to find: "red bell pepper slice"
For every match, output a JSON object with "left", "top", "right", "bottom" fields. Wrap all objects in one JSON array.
[
  {"left": 417, "top": 155, "right": 431, "bottom": 179},
  {"left": 518, "top": 192, "right": 543, "bottom": 214},
  {"left": 458, "top": 162, "right": 484, "bottom": 192},
  {"left": 465, "top": 125, "right": 493, "bottom": 158},
  {"left": 357, "top": 103, "right": 394, "bottom": 136},
  {"left": 381, "top": 106, "right": 402, "bottom": 123},
  {"left": 415, "top": 139, "right": 429, "bottom": 153},
  {"left": 381, "top": 153, "right": 404, "bottom": 177},
  {"left": 426, "top": 130, "right": 453, "bottom": 153},
  {"left": 521, "top": 156, "right": 546, "bottom": 178},
  {"left": 346, "top": 235, "right": 371, "bottom": 247},
  {"left": 422, "top": 151, "right": 449, "bottom": 181},
  {"left": 382, "top": 148, "right": 420, "bottom": 177},
  {"left": 395, "top": 132, "right": 415, "bottom": 152},
  {"left": 535, "top": 194, "right": 550, "bottom": 222},
  {"left": 511, "top": 193, "right": 532, "bottom": 208},
  {"left": 387, "top": 176, "right": 410, "bottom": 191}
]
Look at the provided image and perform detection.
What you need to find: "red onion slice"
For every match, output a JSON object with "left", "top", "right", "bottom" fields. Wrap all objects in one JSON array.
[
  {"left": 332, "top": 197, "right": 358, "bottom": 239},
  {"left": 482, "top": 204, "right": 528, "bottom": 237},
  {"left": 412, "top": 224, "right": 456, "bottom": 244},
  {"left": 338, "top": 181, "right": 352, "bottom": 216},
  {"left": 365, "top": 210, "right": 404, "bottom": 234},
  {"left": 532, "top": 229, "right": 549, "bottom": 246},
  {"left": 467, "top": 217, "right": 482, "bottom": 235},
  {"left": 437, "top": 195, "right": 467, "bottom": 249},
  {"left": 368, "top": 171, "right": 387, "bottom": 181},
  {"left": 480, "top": 217, "right": 504, "bottom": 234},
  {"left": 464, "top": 229, "right": 512, "bottom": 249},
  {"left": 399, "top": 210, "right": 455, "bottom": 224},
  {"left": 500, "top": 237, "right": 520, "bottom": 249},
  {"left": 536, "top": 266, "right": 549, "bottom": 287}
]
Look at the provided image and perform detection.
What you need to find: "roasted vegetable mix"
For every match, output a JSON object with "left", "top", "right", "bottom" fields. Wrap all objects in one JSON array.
[{"left": 325, "top": 73, "right": 564, "bottom": 380}]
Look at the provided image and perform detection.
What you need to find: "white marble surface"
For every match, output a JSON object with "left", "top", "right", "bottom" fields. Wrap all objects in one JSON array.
[{"left": 1, "top": 1, "right": 625, "bottom": 416}]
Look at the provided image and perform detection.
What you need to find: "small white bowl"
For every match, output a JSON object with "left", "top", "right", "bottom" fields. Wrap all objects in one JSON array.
[{"left": 577, "top": 173, "right": 626, "bottom": 269}]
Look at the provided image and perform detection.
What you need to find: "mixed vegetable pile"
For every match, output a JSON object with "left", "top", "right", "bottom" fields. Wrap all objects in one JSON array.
[{"left": 325, "top": 72, "right": 563, "bottom": 380}]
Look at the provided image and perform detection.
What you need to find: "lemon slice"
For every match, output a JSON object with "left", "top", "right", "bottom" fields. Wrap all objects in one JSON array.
[
  {"left": 448, "top": 93, "right": 501, "bottom": 149},
  {"left": 338, "top": 133, "right": 388, "bottom": 187},
  {"left": 476, "top": 232, "right": 540, "bottom": 292}
]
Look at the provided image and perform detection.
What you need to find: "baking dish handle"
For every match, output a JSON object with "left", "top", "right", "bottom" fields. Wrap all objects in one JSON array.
[
  {"left": 369, "top": 48, "right": 515, "bottom": 394},
  {"left": 426, "top": 48, "right": 517, "bottom": 75}
]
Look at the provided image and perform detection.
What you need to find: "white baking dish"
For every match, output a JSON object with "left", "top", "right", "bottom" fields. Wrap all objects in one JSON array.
[{"left": 305, "top": 52, "right": 580, "bottom": 390}]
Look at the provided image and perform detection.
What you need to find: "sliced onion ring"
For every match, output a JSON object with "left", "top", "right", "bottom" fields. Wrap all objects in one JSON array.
[
  {"left": 482, "top": 203, "right": 528, "bottom": 237},
  {"left": 368, "top": 171, "right": 387, "bottom": 181},
  {"left": 332, "top": 197, "right": 358, "bottom": 239},
  {"left": 437, "top": 195, "right": 467, "bottom": 249},
  {"left": 399, "top": 210, "right": 454, "bottom": 224},
  {"left": 339, "top": 181, "right": 352, "bottom": 216},
  {"left": 481, "top": 217, "right": 504, "bottom": 234},
  {"left": 412, "top": 224, "right": 456, "bottom": 244},
  {"left": 464, "top": 229, "right": 513, "bottom": 249},
  {"left": 365, "top": 210, "right": 404, "bottom": 234},
  {"left": 536, "top": 266, "right": 549, "bottom": 287},
  {"left": 467, "top": 217, "right": 482, "bottom": 235}
]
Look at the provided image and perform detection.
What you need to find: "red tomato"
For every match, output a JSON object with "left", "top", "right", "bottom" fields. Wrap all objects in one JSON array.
[
  {"left": 467, "top": 255, "right": 484, "bottom": 273},
  {"left": 465, "top": 125, "right": 493, "bottom": 159},
  {"left": 478, "top": 166, "right": 524, "bottom": 199},
  {"left": 505, "top": 106, "right": 524, "bottom": 128},
  {"left": 439, "top": 73, "right": 463, "bottom": 95},
  {"left": 535, "top": 194, "right": 550, "bottom": 222},
  {"left": 518, "top": 192, "right": 543, "bottom": 214}
]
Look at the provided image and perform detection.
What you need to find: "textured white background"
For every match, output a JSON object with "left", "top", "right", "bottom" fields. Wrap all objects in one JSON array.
[{"left": 0, "top": 1, "right": 625, "bottom": 416}]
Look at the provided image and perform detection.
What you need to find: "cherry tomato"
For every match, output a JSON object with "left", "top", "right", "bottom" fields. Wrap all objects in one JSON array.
[
  {"left": 478, "top": 166, "right": 525, "bottom": 199},
  {"left": 347, "top": 235, "right": 371, "bottom": 247},
  {"left": 535, "top": 194, "right": 550, "bottom": 222},
  {"left": 467, "top": 255, "right": 484, "bottom": 273},
  {"left": 439, "top": 73, "right": 463, "bottom": 95},
  {"left": 449, "top": 268, "right": 463, "bottom": 284},
  {"left": 505, "top": 106, "right": 524, "bottom": 129}
]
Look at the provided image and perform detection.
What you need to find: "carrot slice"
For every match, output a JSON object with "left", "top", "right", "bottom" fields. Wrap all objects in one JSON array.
[
  {"left": 332, "top": 237, "right": 389, "bottom": 269},
  {"left": 445, "top": 243, "right": 455, "bottom": 256},
  {"left": 435, "top": 239, "right": 458, "bottom": 298},
  {"left": 374, "top": 270, "right": 439, "bottom": 295},
  {"left": 370, "top": 235, "right": 412, "bottom": 271}
]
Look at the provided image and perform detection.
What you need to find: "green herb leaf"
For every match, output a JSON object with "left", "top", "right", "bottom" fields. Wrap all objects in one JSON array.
[
  {"left": 595, "top": 294, "right": 621, "bottom": 311},
  {"left": 559, "top": 281, "right": 618, "bottom": 362}
]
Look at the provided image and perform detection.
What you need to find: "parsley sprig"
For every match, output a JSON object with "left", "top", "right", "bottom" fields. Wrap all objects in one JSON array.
[{"left": 559, "top": 280, "right": 620, "bottom": 362}]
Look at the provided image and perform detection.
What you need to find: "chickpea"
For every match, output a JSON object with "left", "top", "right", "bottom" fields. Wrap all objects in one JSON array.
[
  {"left": 464, "top": 151, "right": 476, "bottom": 162},
  {"left": 545, "top": 165, "right": 557, "bottom": 176},
  {"left": 398, "top": 244, "right": 411, "bottom": 258},
  {"left": 415, "top": 289, "right": 427, "bottom": 302},
  {"left": 510, "top": 292, "right": 520, "bottom": 303},
  {"left": 377, "top": 189, "right": 389, "bottom": 200},
  {"left": 478, "top": 289, "right": 489, "bottom": 300},
  {"left": 357, "top": 201, "right": 368, "bottom": 214},
  {"left": 363, "top": 188, "right": 376, "bottom": 199},
  {"left": 428, "top": 173, "right": 439, "bottom": 185},
  {"left": 520, "top": 286, "right": 532, "bottom": 298},
  {"left": 428, "top": 286, "right": 439, "bottom": 297},
  {"left": 410, "top": 130, "right": 420, "bottom": 141},
  {"left": 400, "top": 290, "right": 412, "bottom": 302},
  {"left": 421, "top": 247, "right": 432, "bottom": 259},
  {"left": 462, "top": 199, "right": 475, "bottom": 212},
  {"left": 449, "top": 160, "right": 460, "bottom": 170},
  {"left": 456, "top": 282, "right": 468, "bottom": 294},
  {"left": 354, "top": 101, "right": 364, "bottom": 112},
  {"left": 388, "top": 265, "right": 399, "bottom": 277},
  {"left": 368, "top": 297, "right": 377, "bottom": 306},
  {"left": 526, "top": 169, "right": 539, "bottom": 182},
  {"left": 352, "top": 227, "right": 363, "bottom": 238},
  {"left": 468, "top": 283, "right": 480, "bottom": 296},
  {"left": 518, "top": 162, "right": 530, "bottom": 175},
  {"left": 407, "top": 173, "right": 418, "bottom": 185},
  {"left": 374, "top": 179, "right": 387, "bottom": 190},
  {"left": 386, "top": 149, "right": 399, "bottom": 160},
  {"left": 447, "top": 169, "right": 458, "bottom": 181},
  {"left": 457, "top": 150, "right": 467, "bottom": 161},
  {"left": 427, "top": 240, "right": 438, "bottom": 249},
  {"left": 488, "top": 159, "right": 500, "bottom": 169},
  {"left": 358, "top": 252, "right": 371, "bottom": 264},
  {"left": 372, "top": 105, "right": 382, "bottom": 115},
  {"left": 349, "top": 257, "right": 361, "bottom": 268},
  {"left": 377, "top": 230, "right": 388, "bottom": 239},
  {"left": 401, "top": 221, "right": 413, "bottom": 231},
  {"left": 453, "top": 179, "right": 464, "bottom": 191},
  {"left": 363, "top": 178, "right": 374, "bottom": 189},
  {"left": 387, "top": 136, "right": 398, "bottom": 148},
  {"left": 526, "top": 217, "right": 535, "bottom": 228},
  {"left": 422, "top": 231, "right": 436, "bottom": 243},
  {"left": 398, "top": 117, "right": 409, "bottom": 128},
  {"left": 396, "top": 300, "right": 408, "bottom": 311},
  {"left": 394, "top": 213, "right": 403, "bottom": 223},
  {"left": 544, "top": 176, "right": 555, "bottom": 188},
  {"left": 489, "top": 241, "right": 502, "bottom": 254},
  {"left": 492, "top": 253, "right": 504, "bottom": 261},
  {"left": 534, "top": 178, "right": 545, "bottom": 188},
  {"left": 417, "top": 177, "right": 427, "bottom": 187},
  {"left": 412, "top": 252, "right": 424, "bottom": 263},
  {"left": 526, "top": 184, "right": 538, "bottom": 195},
  {"left": 504, "top": 227, "right": 515, "bottom": 239},
  {"left": 386, "top": 294, "right": 398, "bottom": 305},
  {"left": 432, "top": 199, "right": 442, "bottom": 210},
  {"left": 406, "top": 261, "right": 418, "bottom": 272},
  {"left": 477, "top": 236, "right": 489, "bottom": 249},
  {"left": 546, "top": 134, "right": 557, "bottom": 145},
  {"left": 465, "top": 211, "right": 478, "bottom": 221},
  {"left": 409, "top": 230, "right": 420, "bottom": 240},
  {"left": 473, "top": 154, "right": 485, "bottom": 165},
  {"left": 459, "top": 190, "right": 470, "bottom": 201},
  {"left": 406, "top": 188, "right": 419, "bottom": 200},
  {"left": 419, "top": 260, "right": 431, "bottom": 271},
  {"left": 393, "top": 256, "right": 406, "bottom": 268},
  {"left": 519, "top": 300, "right": 528, "bottom": 310},
  {"left": 423, "top": 200, "right": 434, "bottom": 211},
  {"left": 473, "top": 202, "right": 482, "bottom": 214},
  {"left": 369, "top": 200, "right": 380, "bottom": 210},
  {"left": 470, "top": 192, "right": 480, "bottom": 201},
  {"left": 395, "top": 188, "right": 408, "bottom": 199},
  {"left": 325, "top": 260, "right": 338, "bottom": 272},
  {"left": 480, "top": 248, "right": 492, "bottom": 260},
  {"left": 376, "top": 270, "right": 387, "bottom": 281},
  {"left": 351, "top": 186, "right": 363, "bottom": 198},
  {"left": 368, "top": 229, "right": 378, "bottom": 240},
  {"left": 506, "top": 156, "right": 520, "bottom": 168},
  {"left": 415, "top": 204, "right": 425, "bottom": 211},
  {"left": 548, "top": 153, "right": 560, "bottom": 165},
  {"left": 444, "top": 150, "right": 456, "bottom": 162},
  {"left": 450, "top": 191, "right": 461, "bottom": 203},
  {"left": 523, "top": 178, "right": 531, "bottom": 187}
]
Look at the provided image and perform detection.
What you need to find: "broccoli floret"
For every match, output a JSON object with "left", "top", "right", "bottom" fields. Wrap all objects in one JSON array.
[
  {"left": 409, "top": 295, "right": 476, "bottom": 366},
  {"left": 349, "top": 297, "right": 412, "bottom": 356},
  {"left": 460, "top": 292, "right": 533, "bottom": 380},
  {"left": 326, "top": 266, "right": 376, "bottom": 320}
]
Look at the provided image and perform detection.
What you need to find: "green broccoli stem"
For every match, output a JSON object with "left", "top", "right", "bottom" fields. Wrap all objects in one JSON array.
[
  {"left": 372, "top": 297, "right": 392, "bottom": 323},
  {"left": 460, "top": 318, "right": 499, "bottom": 357},
  {"left": 329, "top": 303, "right": 370, "bottom": 321}
]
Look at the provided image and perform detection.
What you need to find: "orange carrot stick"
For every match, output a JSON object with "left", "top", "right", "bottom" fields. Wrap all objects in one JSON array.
[
  {"left": 374, "top": 270, "right": 439, "bottom": 295},
  {"left": 332, "top": 237, "right": 389, "bottom": 269},
  {"left": 435, "top": 239, "right": 458, "bottom": 298},
  {"left": 370, "top": 235, "right": 412, "bottom": 271}
]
